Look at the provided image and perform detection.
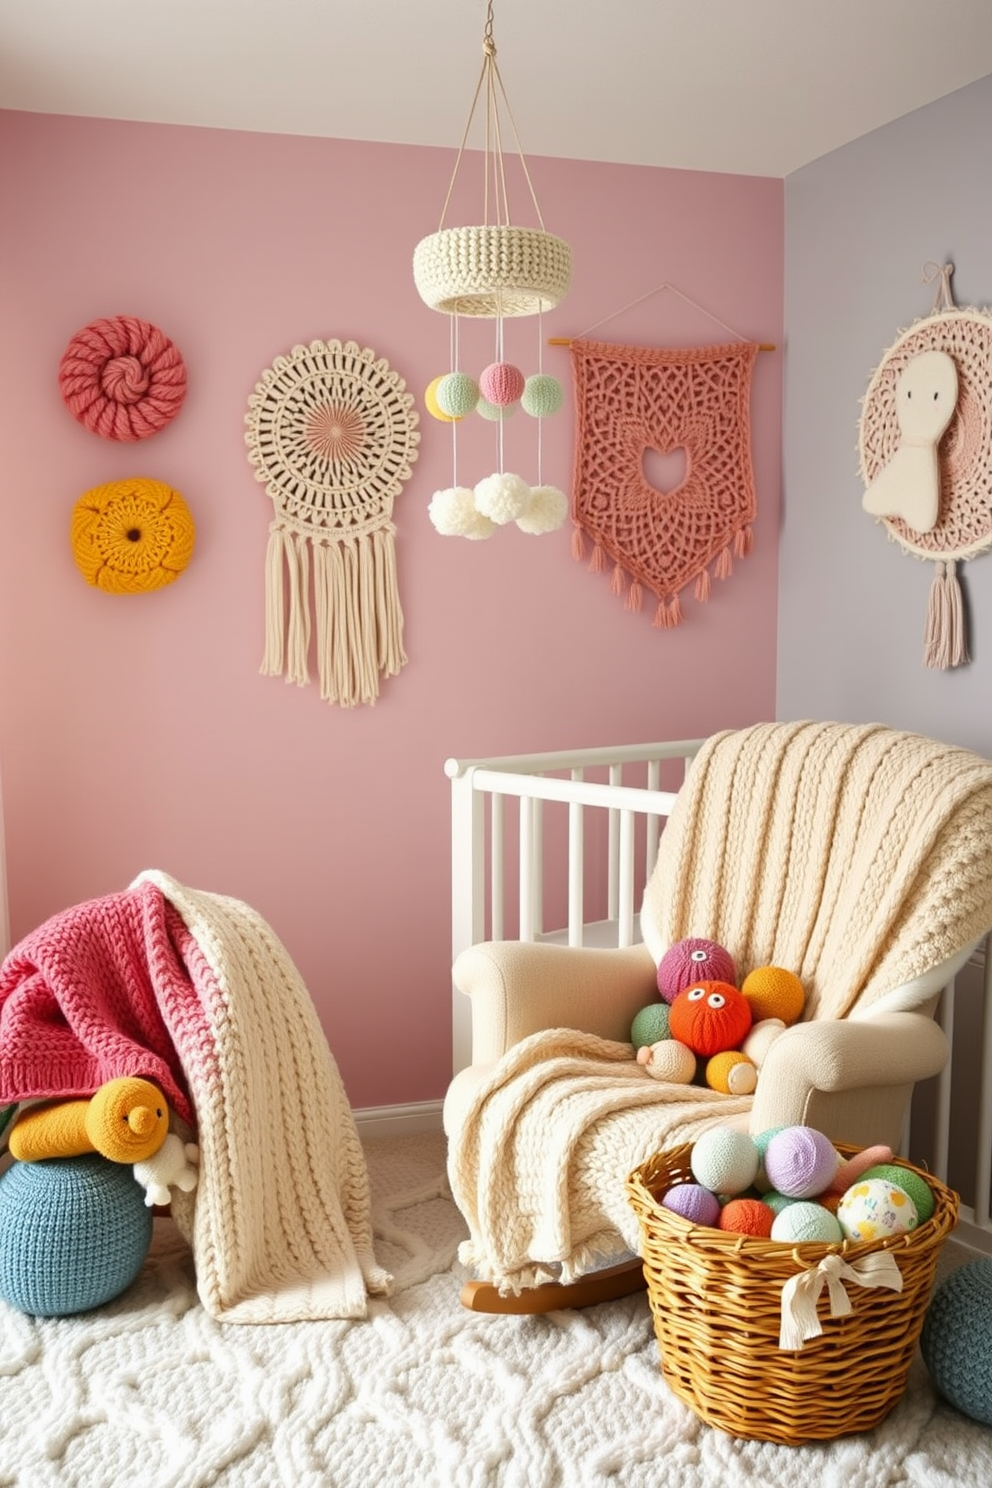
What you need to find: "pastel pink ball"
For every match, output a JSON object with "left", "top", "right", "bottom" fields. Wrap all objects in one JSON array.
[
  {"left": 479, "top": 362, "right": 525, "bottom": 407},
  {"left": 657, "top": 938, "right": 737, "bottom": 1005},
  {"left": 763, "top": 1126, "right": 839, "bottom": 1199}
]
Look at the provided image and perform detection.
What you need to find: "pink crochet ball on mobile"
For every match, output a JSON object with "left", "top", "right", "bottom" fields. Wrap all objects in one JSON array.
[
  {"left": 657, "top": 937, "right": 737, "bottom": 1004},
  {"left": 479, "top": 362, "right": 525, "bottom": 407}
]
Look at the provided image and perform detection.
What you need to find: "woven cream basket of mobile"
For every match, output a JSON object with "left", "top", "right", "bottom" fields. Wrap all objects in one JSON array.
[
  {"left": 859, "top": 263, "right": 992, "bottom": 669},
  {"left": 245, "top": 339, "right": 419, "bottom": 707}
]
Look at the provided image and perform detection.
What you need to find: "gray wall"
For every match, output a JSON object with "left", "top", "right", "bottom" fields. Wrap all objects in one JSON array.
[{"left": 779, "top": 73, "right": 992, "bottom": 753}]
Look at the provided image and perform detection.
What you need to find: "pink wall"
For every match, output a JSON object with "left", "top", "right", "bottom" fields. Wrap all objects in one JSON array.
[{"left": 0, "top": 111, "right": 783, "bottom": 1109}]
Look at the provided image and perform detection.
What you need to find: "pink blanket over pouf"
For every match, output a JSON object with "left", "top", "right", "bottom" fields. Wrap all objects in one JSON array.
[{"left": 0, "top": 871, "right": 390, "bottom": 1323}]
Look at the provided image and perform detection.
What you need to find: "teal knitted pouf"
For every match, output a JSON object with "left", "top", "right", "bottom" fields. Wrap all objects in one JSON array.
[
  {"left": 0, "top": 1154, "right": 153, "bottom": 1316},
  {"left": 920, "top": 1257, "right": 992, "bottom": 1426}
]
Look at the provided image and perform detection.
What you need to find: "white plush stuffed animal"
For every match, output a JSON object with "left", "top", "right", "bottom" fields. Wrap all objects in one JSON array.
[
  {"left": 862, "top": 348, "right": 958, "bottom": 533},
  {"left": 133, "top": 1132, "right": 200, "bottom": 1207}
]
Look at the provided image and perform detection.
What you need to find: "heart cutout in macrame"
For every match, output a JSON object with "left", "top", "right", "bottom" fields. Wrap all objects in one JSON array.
[{"left": 642, "top": 445, "right": 688, "bottom": 496}]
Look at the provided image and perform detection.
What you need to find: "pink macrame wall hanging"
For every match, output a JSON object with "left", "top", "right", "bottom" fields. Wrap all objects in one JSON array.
[{"left": 569, "top": 337, "right": 759, "bottom": 628}]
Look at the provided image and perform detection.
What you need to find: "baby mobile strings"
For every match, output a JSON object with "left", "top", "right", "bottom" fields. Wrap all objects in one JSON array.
[{"left": 413, "top": 0, "right": 571, "bottom": 538}]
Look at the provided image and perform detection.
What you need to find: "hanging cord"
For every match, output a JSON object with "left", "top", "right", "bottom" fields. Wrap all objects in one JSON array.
[
  {"left": 573, "top": 282, "right": 754, "bottom": 345},
  {"left": 536, "top": 307, "right": 544, "bottom": 485},
  {"left": 923, "top": 260, "right": 956, "bottom": 314},
  {"left": 436, "top": 0, "right": 547, "bottom": 232},
  {"left": 450, "top": 311, "right": 460, "bottom": 488}
]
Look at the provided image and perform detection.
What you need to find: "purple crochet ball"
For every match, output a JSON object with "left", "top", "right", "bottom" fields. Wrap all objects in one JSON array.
[
  {"left": 657, "top": 937, "right": 737, "bottom": 1005},
  {"left": 661, "top": 1182, "right": 721, "bottom": 1228},
  {"left": 763, "top": 1125, "right": 839, "bottom": 1200}
]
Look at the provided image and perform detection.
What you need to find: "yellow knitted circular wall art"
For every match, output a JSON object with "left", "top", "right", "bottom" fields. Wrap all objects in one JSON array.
[{"left": 70, "top": 476, "right": 195, "bottom": 593}]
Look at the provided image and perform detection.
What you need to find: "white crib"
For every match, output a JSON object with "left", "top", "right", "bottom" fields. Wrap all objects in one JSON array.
[{"left": 445, "top": 739, "right": 992, "bottom": 1255}]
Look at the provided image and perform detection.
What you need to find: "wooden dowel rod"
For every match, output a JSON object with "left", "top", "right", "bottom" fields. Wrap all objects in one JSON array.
[{"left": 548, "top": 337, "right": 776, "bottom": 351}]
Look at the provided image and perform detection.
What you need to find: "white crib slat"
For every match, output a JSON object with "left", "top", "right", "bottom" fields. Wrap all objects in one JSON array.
[
  {"left": 519, "top": 794, "right": 536, "bottom": 941},
  {"left": 568, "top": 770, "right": 585, "bottom": 947},
  {"left": 532, "top": 798, "right": 544, "bottom": 938},
  {"left": 607, "top": 764, "right": 621, "bottom": 923},
  {"left": 617, "top": 809, "right": 636, "bottom": 947},
  {"left": 490, "top": 793, "right": 504, "bottom": 941},
  {"left": 645, "top": 759, "right": 661, "bottom": 877},
  {"left": 933, "top": 982, "right": 954, "bottom": 1182},
  {"left": 450, "top": 768, "right": 487, "bottom": 1073}
]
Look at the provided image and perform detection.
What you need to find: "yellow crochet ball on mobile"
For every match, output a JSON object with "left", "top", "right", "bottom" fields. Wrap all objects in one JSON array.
[
  {"left": 424, "top": 376, "right": 461, "bottom": 422},
  {"left": 741, "top": 966, "right": 805, "bottom": 1025}
]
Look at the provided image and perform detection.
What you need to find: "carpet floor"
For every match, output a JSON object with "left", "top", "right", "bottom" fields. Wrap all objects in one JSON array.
[{"left": 1, "top": 1129, "right": 990, "bottom": 1487}]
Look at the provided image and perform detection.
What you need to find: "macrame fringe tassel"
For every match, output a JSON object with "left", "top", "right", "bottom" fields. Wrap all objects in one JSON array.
[
  {"left": 923, "top": 559, "right": 969, "bottom": 670},
  {"left": 589, "top": 544, "right": 606, "bottom": 574},
  {"left": 733, "top": 525, "right": 754, "bottom": 559},
  {"left": 694, "top": 568, "right": 711, "bottom": 603},
  {"left": 626, "top": 579, "right": 643, "bottom": 613},
  {"left": 262, "top": 523, "right": 407, "bottom": 706},
  {"left": 714, "top": 546, "right": 734, "bottom": 580},
  {"left": 610, "top": 561, "right": 625, "bottom": 597},
  {"left": 652, "top": 594, "right": 684, "bottom": 630},
  {"left": 571, "top": 526, "right": 585, "bottom": 562}
]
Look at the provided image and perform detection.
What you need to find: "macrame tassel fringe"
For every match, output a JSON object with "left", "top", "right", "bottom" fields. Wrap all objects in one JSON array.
[
  {"left": 626, "top": 579, "right": 643, "bottom": 613},
  {"left": 652, "top": 594, "right": 684, "bottom": 630},
  {"left": 263, "top": 523, "right": 407, "bottom": 706},
  {"left": 589, "top": 544, "right": 606, "bottom": 574},
  {"left": 923, "top": 559, "right": 969, "bottom": 670},
  {"left": 571, "top": 526, "right": 585, "bottom": 562},
  {"left": 714, "top": 546, "right": 734, "bottom": 580},
  {"left": 610, "top": 561, "right": 625, "bottom": 596},
  {"left": 733, "top": 524, "right": 754, "bottom": 559},
  {"left": 694, "top": 568, "right": 711, "bottom": 603}
]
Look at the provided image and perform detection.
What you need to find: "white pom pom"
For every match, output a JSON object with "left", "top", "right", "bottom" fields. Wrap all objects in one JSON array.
[
  {"left": 473, "top": 472, "right": 531, "bottom": 525},
  {"left": 517, "top": 484, "right": 569, "bottom": 534},
  {"left": 428, "top": 487, "right": 496, "bottom": 540}
]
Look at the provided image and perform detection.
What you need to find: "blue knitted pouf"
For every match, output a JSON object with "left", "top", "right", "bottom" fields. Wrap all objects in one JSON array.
[
  {"left": 920, "top": 1257, "right": 992, "bottom": 1426},
  {"left": 0, "top": 1154, "right": 153, "bottom": 1316}
]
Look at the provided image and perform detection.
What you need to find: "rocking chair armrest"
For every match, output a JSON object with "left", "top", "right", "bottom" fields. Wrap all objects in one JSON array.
[
  {"left": 749, "top": 1011, "right": 950, "bottom": 1135},
  {"left": 452, "top": 940, "right": 658, "bottom": 1066}
]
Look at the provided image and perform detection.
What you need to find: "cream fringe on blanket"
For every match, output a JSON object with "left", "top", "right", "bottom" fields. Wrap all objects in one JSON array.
[
  {"left": 449, "top": 721, "right": 992, "bottom": 1293},
  {"left": 134, "top": 871, "right": 391, "bottom": 1324}
]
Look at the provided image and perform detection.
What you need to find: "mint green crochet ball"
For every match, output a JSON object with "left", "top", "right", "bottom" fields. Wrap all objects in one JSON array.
[
  {"left": 770, "top": 1200, "right": 843, "bottom": 1244},
  {"left": 690, "top": 1127, "right": 758, "bottom": 1196},
  {"left": 476, "top": 397, "right": 517, "bottom": 421},
  {"left": 631, "top": 1002, "right": 670, "bottom": 1048},
  {"left": 521, "top": 374, "right": 564, "bottom": 418},
  {"left": 436, "top": 372, "right": 479, "bottom": 418}
]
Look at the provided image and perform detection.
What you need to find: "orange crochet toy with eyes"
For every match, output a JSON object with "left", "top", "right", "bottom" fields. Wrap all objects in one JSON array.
[{"left": 668, "top": 980, "right": 753, "bottom": 1058}]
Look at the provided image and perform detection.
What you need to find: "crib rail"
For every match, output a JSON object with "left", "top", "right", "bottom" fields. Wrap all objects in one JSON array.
[{"left": 445, "top": 740, "right": 992, "bottom": 1258}]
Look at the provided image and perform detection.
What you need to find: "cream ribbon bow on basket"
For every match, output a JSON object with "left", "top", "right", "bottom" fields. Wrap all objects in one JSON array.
[{"left": 779, "top": 1250, "right": 904, "bottom": 1351}]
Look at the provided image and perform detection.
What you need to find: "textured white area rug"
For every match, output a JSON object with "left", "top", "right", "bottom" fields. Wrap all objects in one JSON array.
[{"left": 2, "top": 1130, "right": 991, "bottom": 1488}]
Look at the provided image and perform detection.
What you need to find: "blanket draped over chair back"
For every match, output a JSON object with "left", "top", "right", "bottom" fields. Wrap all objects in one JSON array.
[
  {"left": 0, "top": 869, "right": 390, "bottom": 1323},
  {"left": 640, "top": 720, "right": 992, "bottom": 1020}
]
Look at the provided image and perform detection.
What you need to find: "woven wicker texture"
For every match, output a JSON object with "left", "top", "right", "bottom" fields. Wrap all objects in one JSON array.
[
  {"left": 245, "top": 340, "right": 419, "bottom": 707},
  {"left": 70, "top": 477, "right": 195, "bottom": 594},
  {"left": 860, "top": 308, "right": 992, "bottom": 563},
  {"left": 0, "top": 1155, "right": 153, "bottom": 1316},
  {"left": 413, "top": 226, "right": 572, "bottom": 316},
  {"left": 626, "top": 1143, "right": 958, "bottom": 1445},
  {"left": 58, "top": 315, "right": 187, "bottom": 441},
  {"left": 570, "top": 338, "right": 759, "bottom": 627}
]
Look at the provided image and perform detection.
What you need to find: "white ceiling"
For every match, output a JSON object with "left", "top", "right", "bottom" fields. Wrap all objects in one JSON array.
[{"left": 1, "top": 0, "right": 992, "bottom": 178}]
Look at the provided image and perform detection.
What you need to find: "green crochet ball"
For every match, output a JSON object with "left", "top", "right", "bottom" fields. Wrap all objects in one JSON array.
[
  {"left": 521, "top": 374, "right": 564, "bottom": 418},
  {"left": 631, "top": 1002, "right": 670, "bottom": 1048},
  {"left": 860, "top": 1163, "right": 935, "bottom": 1223},
  {"left": 436, "top": 372, "right": 479, "bottom": 418},
  {"left": 921, "top": 1258, "right": 992, "bottom": 1425}
]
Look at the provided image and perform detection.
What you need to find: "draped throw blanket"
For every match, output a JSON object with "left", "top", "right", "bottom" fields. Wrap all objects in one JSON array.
[
  {"left": 449, "top": 721, "right": 992, "bottom": 1293},
  {"left": 0, "top": 870, "right": 390, "bottom": 1323}
]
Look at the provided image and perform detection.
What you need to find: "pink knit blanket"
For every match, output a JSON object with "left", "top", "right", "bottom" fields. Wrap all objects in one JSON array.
[{"left": 0, "top": 881, "right": 199, "bottom": 1123}]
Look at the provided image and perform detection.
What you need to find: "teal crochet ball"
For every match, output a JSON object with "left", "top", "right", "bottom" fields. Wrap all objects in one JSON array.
[
  {"left": 0, "top": 1155, "right": 153, "bottom": 1316},
  {"left": 920, "top": 1258, "right": 992, "bottom": 1425}
]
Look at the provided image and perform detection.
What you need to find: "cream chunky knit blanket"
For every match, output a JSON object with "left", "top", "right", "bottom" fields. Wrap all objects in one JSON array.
[
  {"left": 0, "top": 870, "right": 389, "bottom": 1323},
  {"left": 450, "top": 721, "right": 992, "bottom": 1292}
]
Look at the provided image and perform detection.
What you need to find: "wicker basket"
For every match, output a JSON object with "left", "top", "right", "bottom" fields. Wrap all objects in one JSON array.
[
  {"left": 625, "top": 1142, "right": 958, "bottom": 1445},
  {"left": 412, "top": 225, "right": 572, "bottom": 317}
]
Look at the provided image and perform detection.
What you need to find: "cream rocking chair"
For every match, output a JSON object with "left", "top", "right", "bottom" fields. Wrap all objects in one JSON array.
[{"left": 443, "top": 721, "right": 992, "bottom": 1313}]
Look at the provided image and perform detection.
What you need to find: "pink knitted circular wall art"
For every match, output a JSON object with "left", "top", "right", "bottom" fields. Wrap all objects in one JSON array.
[{"left": 58, "top": 315, "right": 187, "bottom": 441}]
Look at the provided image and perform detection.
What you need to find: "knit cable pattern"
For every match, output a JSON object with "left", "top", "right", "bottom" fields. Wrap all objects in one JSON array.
[
  {"left": 58, "top": 315, "right": 187, "bottom": 441},
  {"left": 569, "top": 338, "right": 759, "bottom": 627}
]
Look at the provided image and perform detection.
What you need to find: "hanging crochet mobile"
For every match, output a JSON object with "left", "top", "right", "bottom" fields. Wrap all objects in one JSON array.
[
  {"left": 570, "top": 338, "right": 759, "bottom": 627},
  {"left": 859, "top": 263, "right": 992, "bottom": 669},
  {"left": 245, "top": 340, "right": 420, "bottom": 708}
]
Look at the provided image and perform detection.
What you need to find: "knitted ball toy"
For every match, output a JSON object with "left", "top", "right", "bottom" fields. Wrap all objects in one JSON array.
[
  {"left": 669, "top": 981, "right": 752, "bottom": 1057},
  {"left": 631, "top": 1002, "right": 670, "bottom": 1048},
  {"left": 515, "top": 485, "right": 569, "bottom": 535},
  {"left": 661, "top": 1182, "right": 721, "bottom": 1228},
  {"left": 741, "top": 965, "right": 805, "bottom": 1025},
  {"left": 690, "top": 1127, "right": 758, "bottom": 1196},
  {"left": 435, "top": 371, "right": 480, "bottom": 418},
  {"left": 479, "top": 361, "right": 525, "bottom": 407},
  {"left": 428, "top": 486, "right": 496, "bottom": 540},
  {"left": 859, "top": 1162, "right": 935, "bottom": 1223},
  {"left": 751, "top": 1125, "right": 787, "bottom": 1192},
  {"left": 836, "top": 1179, "right": 919, "bottom": 1242},
  {"left": 762, "top": 1191, "right": 798, "bottom": 1217},
  {"left": 636, "top": 1039, "right": 696, "bottom": 1083},
  {"left": 473, "top": 472, "right": 531, "bottom": 525},
  {"left": 71, "top": 477, "right": 195, "bottom": 594},
  {"left": 476, "top": 397, "right": 517, "bottom": 421},
  {"left": 0, "top": 1155, "right": 153, "bottom": 1316},
  {"left": 719, "top": 1197, "right": 775, "bottom": 1238},
  {"left": 770, "top": 1200, "right": 843, "bottom": 1244},
  {"left": 657, "top": 938, "right": 737, "bottom": 1005},
  {"left": 920, "top": 1258, "right": 992, "bottom": 1426},
  {"left": 705, "top": 1050, "right": 757, "bottom": 1095},
  {"left": 424, "top": 376, "right": 460, "bottom": 422},
  {"left": 521, "top": 373, "right": 564, "bottom": 418},
  {"left": 762, "top": 1125, "right": 839, "bottom": 1199}
]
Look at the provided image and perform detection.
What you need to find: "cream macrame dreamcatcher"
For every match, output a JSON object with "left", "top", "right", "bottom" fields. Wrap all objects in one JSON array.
[
  {"left": 245, "top": 340, "right": 419, "bottom": 707},
  {"left": 860, "top": 263, "right": 992, "bottom": 669}
]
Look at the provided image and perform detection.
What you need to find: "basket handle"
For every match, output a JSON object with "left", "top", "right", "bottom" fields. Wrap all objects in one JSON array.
[{"left": 779, "top": 1250, "right": 903, "bottom": 1351}]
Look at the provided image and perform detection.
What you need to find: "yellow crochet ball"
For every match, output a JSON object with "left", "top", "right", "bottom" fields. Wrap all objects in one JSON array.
[
  {"left": 424, "top": 376, "right": 460, "bottom": 422},
  {"left": 71, "top": 477, "right": 195, "bottom": 594},
  {"left": 741, "top": 966, "right": 805, "bottom": 1025}
]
